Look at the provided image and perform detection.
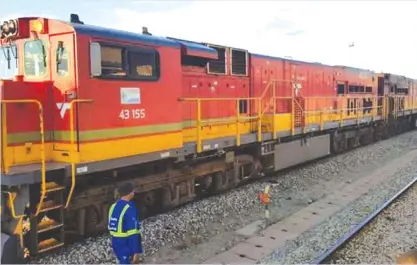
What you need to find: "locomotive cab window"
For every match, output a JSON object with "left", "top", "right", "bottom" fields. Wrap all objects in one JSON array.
[
  {"left": 101, "top": 46, "right": 126, "bottom": 77},
  {"left": 56, "top": 41, "right": 69, "bottom": 76},
  {"left": 24, "top": 39, "right": 48, "bottom": 77},
  {"left": 207, "top": 45, "right": 226, "bottom": 74},
  {"left": 230, "top": 48, "right": 248, "bottom": 76},
  {"left": 128, "top": 49, "right": 159, "bottom": 80},
  {"left": 91, "top": 42, "right": 160, "bottom": 80},
  {"left": 0, "top": 45, "right": 18, "bottom": 80}
]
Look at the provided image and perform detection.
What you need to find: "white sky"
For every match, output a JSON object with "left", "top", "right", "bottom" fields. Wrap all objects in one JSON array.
[
  {"left": 109, "top": 0, "right": 417, "bottom": 78},
  {"left": 2, "top": 0, "right": 416, "bottom": 78}
]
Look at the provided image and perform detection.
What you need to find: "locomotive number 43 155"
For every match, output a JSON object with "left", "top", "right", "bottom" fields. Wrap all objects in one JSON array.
[{"left": 119, "top": 109, "right": 146, "bottom": 120}]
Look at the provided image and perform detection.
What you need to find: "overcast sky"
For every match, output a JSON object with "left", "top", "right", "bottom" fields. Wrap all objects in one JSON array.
[{"left": 2, "top": 0, "right": 416, "bottom": 78}]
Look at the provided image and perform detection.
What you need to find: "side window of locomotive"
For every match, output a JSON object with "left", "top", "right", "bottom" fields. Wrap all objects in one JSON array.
[
  {"left": 239, "top": 99, "right": 248, "bottom": 114},
  {"left": 56, "top": 41, "right": 69, "bottom": 76},
  {"left": 337, "top": 83, "right": 345, "bottom": 95},
  {"left": 0, "top": 45, "right": 18, "bottom": 80},
  {"left": 100, "top": 46, "right": 126, "bottom": 77},
  {"left": 24, "top": 39, "right": 48, "bottom": 77},
  {"left": 128, "top": 49, "right": 159, "bottom": 80}
]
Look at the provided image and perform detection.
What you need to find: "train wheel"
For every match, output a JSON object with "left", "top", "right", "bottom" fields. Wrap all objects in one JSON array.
[
  {"left": 203, "top": 174, "right": 213, "bottom": 192},
  {"left": 140, "top": 191, "right": 156, "bottom": 217},
  {"left": 161, "top": 187, "right": 173, "bottom": 209},
  {"left": 85, "top": 206, "right": 99, "bottom": 237},
  {"left": 162, "top": 185, "right": 181, "bottom": 210},
  {"left": 213, "top": 172, "right": 227, "bottom": 192},
  {"left": 331, "top": 130, "right": 343, "bottom": 154},
  {"left": 246, "top": 158, "right": 262, "bottom": 180},
  {"left": 374, "top": 125, "right": 382, "bottom": 142}
]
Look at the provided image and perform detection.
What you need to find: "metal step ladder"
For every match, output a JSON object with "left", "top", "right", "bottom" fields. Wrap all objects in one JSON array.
[
  {"left": 28, "top": 181, "right": 65, "bottom": 256},
  {"left": 294, "top": 96, "right": 305, "bottom": 128}
]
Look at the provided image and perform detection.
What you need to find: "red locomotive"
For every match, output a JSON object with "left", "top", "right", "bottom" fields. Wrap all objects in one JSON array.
[{"left": 1, "top": 14, "right": 416, "bottom": 262}]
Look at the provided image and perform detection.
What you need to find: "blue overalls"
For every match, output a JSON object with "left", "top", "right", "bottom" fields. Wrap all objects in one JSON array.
[{"left": 108, "top": 199, "right": 143, "bottom": 264}]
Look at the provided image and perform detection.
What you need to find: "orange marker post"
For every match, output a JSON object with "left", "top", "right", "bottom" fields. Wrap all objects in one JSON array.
[{"left": 258, "top": 185, "right": 271, "bottom": 220}]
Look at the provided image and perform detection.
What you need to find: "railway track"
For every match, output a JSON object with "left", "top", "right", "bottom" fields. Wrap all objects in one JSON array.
[{"left": 314, "top": 176, "right": 417, "bottom": 264}]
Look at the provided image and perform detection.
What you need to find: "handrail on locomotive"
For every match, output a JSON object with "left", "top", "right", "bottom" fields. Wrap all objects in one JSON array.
[
  {"left": 180, "top": 81, "right": 417, "bottom": 153},
  {"left": 3, "top": 94, "right": 413, "bottom": 183},
  {"left": 66, "top": 99, "right": 93, "bottom": 208},
  {"left": 0, "top": 98, "right": 94, "bottom": 218},
  {"left": 1, "top": 99, "right": 46, "bottom": 217}
]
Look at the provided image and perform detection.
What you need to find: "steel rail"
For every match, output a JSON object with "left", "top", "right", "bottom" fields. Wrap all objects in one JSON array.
[{"left": 313, "top": 176, "right": 417, "bottom": 264}]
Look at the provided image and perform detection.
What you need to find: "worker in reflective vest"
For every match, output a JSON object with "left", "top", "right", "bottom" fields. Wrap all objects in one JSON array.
[{"left": 108, "top": 182, "right": 143, "bottom": 264}]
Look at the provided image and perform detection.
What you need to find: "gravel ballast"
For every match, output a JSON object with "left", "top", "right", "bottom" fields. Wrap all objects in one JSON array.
[
  {"left": 33, "top": 130, "right": 417, "bottom": 264},
  {"left": 328, "top": 182, "right": 417, "bottom": 264},
  {"left": 262, "top": 163, "right": 417, "bottom": 264}
]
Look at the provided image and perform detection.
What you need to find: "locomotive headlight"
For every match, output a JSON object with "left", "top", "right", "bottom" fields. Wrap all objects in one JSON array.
[
  {"left": 7, "top": 19, "right": 17, "bottom": 35},
  {"left": 1, "top": 20, "right": 9, "bottom": 37},
  {"left": 29, "top": 19, "right": 44, "bottom": 34},
  {"left": 1, "top": 19, "right": 18, "bottom": 38}
]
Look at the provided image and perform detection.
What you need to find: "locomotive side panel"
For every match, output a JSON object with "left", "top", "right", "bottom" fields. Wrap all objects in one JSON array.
[
  {"left": 250, "top": 54, "right": 292, "bottom": 133},
  {"left": 72, "top": 29, "right": 184, "bottom": 164},
  {"left": 249, "top": 55, "right": 340, "bottom": 134},
  {"left": 302, "top": 63, "right": 331, "bottom": 125},
  {"left": 181, "top": 46, "right": 252, "bottom": 146}
]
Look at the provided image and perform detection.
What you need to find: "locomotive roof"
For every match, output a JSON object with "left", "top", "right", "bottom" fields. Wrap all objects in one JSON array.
[
  {"left": 252, "top": 53, "right": 375, "bottom": 73},
  {"left": 64, "top": 19, "right": 378, "bottom": 75},
  {"left": 252, "top": 53, "right": 327, "bottom": 67},
  {"left": 70, "top": 21, "right": 179, "bottom": 47},
  {"left": 69, "top": 21, "right": 217, "bottom": 55}
]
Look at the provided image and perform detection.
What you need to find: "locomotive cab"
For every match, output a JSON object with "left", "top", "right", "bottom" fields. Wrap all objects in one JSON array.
[
  {"left": 1, "top": 17, "right": 78, "bottom": 262},
  {"left": 1, "top": 17, "right": 78, "bottom": 173}
]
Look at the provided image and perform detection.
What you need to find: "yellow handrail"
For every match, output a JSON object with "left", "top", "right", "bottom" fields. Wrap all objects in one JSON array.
[
  {"left": 180, "top": 79, "right": 295, "bottom": 149},
  {"left": 196, "top": 99, "right": 202, "bottom": 152},
  {"left": 66, "top": 99, "right": 93, "bottom": 208},
  {"left": 180, "top": 97, "right": 260, "bottom": 102},
  {"left": 235, "top": 99, "right": 240, "bottom": 146},
  {"left": 1, "top": 99, "right": 46, "bottom": 217},
  {"left": 69, "top": 99, "right": 94, "bottom": 146},
  {"left": 181, "top": 79, "right": 276, "bottom": 151},
  {"left": 291, "top": 83, "right": 295, "bottom": 135},
  {"left": 3, "top": 191, "right": 25, "bottom": 219},
  {"left": 257, "top": 97, "right": 262, "bottom": 141},
  {"left": 1, "top": 103, "right": 7, "bottom": 171},
  {"left": 272, "top": 81, "right": 277, "bottom": 139},
  {"left": 180, "top": 93, "right": 417, "bottom": 153},
  {"left": 257, "top": 79, "right": 279, "bottom": 140},
  {"left": 2, "top": 191, "right": 25, "bottom": 248}
]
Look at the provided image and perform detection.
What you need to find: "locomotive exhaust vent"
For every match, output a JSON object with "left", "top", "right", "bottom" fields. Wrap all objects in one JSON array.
[{"left": 70, "top": 14, "right": 84, "bottom": 24}]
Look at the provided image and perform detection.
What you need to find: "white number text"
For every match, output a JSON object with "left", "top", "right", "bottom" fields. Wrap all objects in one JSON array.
[{"left": 119, "top": 109, "right": 146, "bottom": 120}]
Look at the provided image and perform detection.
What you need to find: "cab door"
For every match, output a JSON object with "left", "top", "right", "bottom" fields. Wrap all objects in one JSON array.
[{"left": 49, "top": 33, "right": 77, "bottom": 151}]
